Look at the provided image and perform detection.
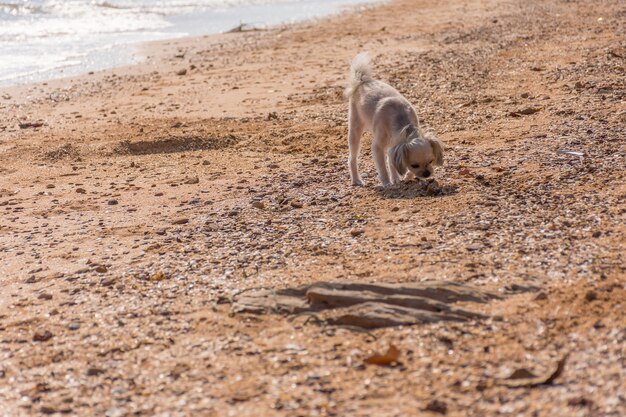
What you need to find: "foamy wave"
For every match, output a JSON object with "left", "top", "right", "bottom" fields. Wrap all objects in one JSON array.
[
  {"left": 0, "top": 0, "right": 297, "bottom": 40},
  {"left": 0, "top": 0, "right": 375, "bottom": 85}
]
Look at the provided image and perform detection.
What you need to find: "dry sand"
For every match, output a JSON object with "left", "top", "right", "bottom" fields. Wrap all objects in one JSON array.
[{"left": 0, "top": 0, "right": 624, "bottom": 415}]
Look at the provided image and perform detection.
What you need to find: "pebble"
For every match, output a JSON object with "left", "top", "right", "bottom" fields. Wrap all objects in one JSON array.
[
  {"left": 76, "top": 188, "right": 86, "bottom": 194},
  {"left": 251, "top": 201, "right": 265, "bottom": 209},
  {"left": 172, "top": 218, "right": 189, "bottom": 225},
  {"left": 424, "top": 399, "right": 448, "bottom": 415},
  {"left": 33, "top": 330, "right": 54, "bottom": 342},
  {"left": 150, "top": 271, "right": 167, "bottom": 281},
  {"left": 68, "top": 322, "right": 81, "bottom": 331},
  {"left": 350, "top": 228, "right": 364, "bottom": 237},
  {"left": 86, "top": 367, "right": 105, "bottom": 376},
  {"left": 107, "top": 199, "right": 118, "bottom": 205},
  {"left": 100, "top": 278, "right": 115, "bottom": 287},
  {"left": 584, "top": 290, "right": 597, "bottom": 302}
]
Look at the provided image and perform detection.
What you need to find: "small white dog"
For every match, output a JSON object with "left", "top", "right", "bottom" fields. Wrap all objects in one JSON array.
[{"left": 345, "top": 52, "right": 443, "bottom": 187}]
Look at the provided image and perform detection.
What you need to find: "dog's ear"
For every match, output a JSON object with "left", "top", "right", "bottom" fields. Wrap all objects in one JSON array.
[
  {"left": 399, "top": 124, "right": 417, "bottom": 141},
  {"left": 427, "top": 136, "right": 444, "bottom": 166},
  {"left": 391, "top": 143, "right": 408, "bottom": 176}
]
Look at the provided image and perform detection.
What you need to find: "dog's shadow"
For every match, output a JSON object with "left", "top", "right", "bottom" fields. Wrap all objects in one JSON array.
[{"left": 374, "top": 179, "right": 458, "bottom": 199}]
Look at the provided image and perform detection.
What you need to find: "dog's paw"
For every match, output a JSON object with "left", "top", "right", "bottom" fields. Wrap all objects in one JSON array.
[{"left": 352, "top": 178, "right": 365, "bottom": 187}]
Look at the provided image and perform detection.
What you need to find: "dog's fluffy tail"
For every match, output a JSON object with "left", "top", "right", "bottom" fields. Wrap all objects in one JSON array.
[{"left": 345, "top": 52, "right": 373, "bottom": 99}]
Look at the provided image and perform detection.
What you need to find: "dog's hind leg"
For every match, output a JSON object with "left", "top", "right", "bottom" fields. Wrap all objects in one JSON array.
[
  {"left": 348, "top": 104, "right": 365, "bottom": 186},
  {"left": 372, "top": 137, "right": 391, "bottom": 187}
]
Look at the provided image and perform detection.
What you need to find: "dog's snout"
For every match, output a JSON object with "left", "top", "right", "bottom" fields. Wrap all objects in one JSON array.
[{"left": 423, "top": 171, "right": 431, "bottom": 178}]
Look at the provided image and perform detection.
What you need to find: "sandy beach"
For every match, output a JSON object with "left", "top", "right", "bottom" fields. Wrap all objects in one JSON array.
[{"left": 0, "top": 0, "right": 625, "bottom": 415}]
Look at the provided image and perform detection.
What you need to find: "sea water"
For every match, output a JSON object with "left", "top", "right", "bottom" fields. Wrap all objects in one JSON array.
[{"left": 0, "top": 0, "right": 375, "bottom": 85}]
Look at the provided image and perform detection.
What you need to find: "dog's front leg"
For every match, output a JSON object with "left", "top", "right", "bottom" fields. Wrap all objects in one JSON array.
[
  {"left": 388, "top": 149, "right": 402, "bottom": 184},
  {"left": 372, "top": 143, "right": 391, "bottom": 187}
]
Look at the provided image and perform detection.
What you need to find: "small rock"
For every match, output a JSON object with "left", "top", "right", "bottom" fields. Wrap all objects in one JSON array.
[
  {"left": 459, "top": 168, "right": 472, "bottom": 177},
  {"left": 101, "top": 277, "right": 115, "bottom": 287},
  {"left": 46, "top": 184, "right": 55, "bottom": 189},
  {"left": 19, "top": 121, "right": 44, "bottom": 129},
  {"left": 350, "top": 228, "right": 364, "bottom": 237},
  {"left": 176, "top": 69, "right": 187, "bottom": 76},
  {"left": 568, "top": 397, "right": 593, "bottom": 408},
  {"left": 424, "top": 400, "right": 447, "bottom": 415},
  {"left": 86, "top": 367, "right": 105, "bottom": 376},
  {"left": 290, "top": 200, "right": 303, "bottom": 208},
  {"left": 38, "top": 292, "right": 53, "bottom": 300},
  {"left": 68, "top": 322, "right": 81, "bottom": 331},
  {"left": 185, "top": 176, "right": 199, "bottom": 184},
  {"left": 150, "top": 271, "right": 167, "bottom": 281},
  {"left": 251, "top": 201, "right": 265, "bottom": 209},
  {"left": 25, "top": 275, "right": 38, "bottom": 284},
  {"left": 95, "top": 265, "right": 107, "bottom": 273},
  {"left": 156, "top": 228, "right": 167, "bottom": 235},
  {"left": 33, "top": 330, "right": 54, "bottom": 342},
  {"left": 76, "top": 188, "right": 86, "bottom": 194},
  {"left": 172, "top": 218, "right": 189, "bottom": 225},
  {"left": 513, "top": 107, "right": 542, "bottom": 116},
  {"left": 40, "top": 406, "right": 58, "bottom": 415},
  {"left": 107, "top": 199, "right": 118, "bottom": 205},
  {"left": 202, "top": 160, "right": 210, "bottom": 165},
  {"left": 584, "top": 290, "right": 597, "bottom": 302},
  {"left": 534, "top": 292, "right": 548, "bottom": 301}
]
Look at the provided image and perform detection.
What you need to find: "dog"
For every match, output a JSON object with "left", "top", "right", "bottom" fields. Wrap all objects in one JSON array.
[{"left": 345, "top": 52, "right": 443, "bottom": 187}]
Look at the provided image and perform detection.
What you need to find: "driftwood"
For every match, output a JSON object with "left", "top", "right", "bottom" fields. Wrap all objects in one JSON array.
[
  {"left": 226, "top": 23, "right": 267, "bottom": 33},
  {"left": 231, "top": 281, "right": 501, "bottom": 329}
]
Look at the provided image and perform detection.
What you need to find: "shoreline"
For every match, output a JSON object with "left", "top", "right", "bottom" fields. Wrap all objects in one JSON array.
[{"left": 0, "top": 0, "right": 380, "bottom": 88}]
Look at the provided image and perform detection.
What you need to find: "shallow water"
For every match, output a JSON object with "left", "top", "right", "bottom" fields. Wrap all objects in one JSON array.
[{"left": 0, "top": 0, "right": 375, "bottom": 85}]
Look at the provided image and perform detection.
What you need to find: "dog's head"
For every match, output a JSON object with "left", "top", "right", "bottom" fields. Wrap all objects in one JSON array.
[{"left": 391, "top": 131, "right": 444, "bottom": 179}]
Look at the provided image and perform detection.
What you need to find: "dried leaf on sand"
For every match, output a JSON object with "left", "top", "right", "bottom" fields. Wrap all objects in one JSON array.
[
  {"left": 500, "top": 355, "right": 568, "bottom": 388},
  {"left": 364, "top": 345, "right": 401, "bottom": 366}
]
